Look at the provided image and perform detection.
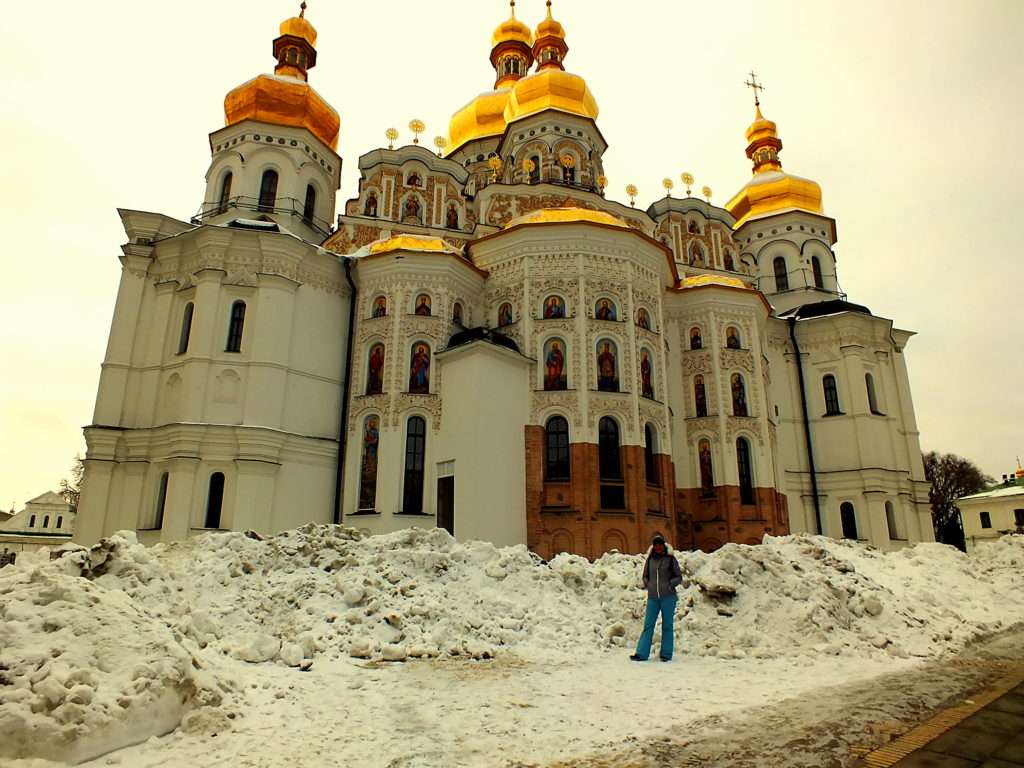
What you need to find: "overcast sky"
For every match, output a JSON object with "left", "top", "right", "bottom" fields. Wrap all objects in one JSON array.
[{"left": 0, "top": 0, "right": 1021, "bottom": 508}]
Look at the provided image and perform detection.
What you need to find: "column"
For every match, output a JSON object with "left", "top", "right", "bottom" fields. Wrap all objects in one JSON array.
[{"left": 160, "top": 457, "right": 200, "bottom": 543}]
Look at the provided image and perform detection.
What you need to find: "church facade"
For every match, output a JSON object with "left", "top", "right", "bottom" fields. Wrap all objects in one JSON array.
[{"left": 74, "top": 3, "right": 934, "bottom": 557}]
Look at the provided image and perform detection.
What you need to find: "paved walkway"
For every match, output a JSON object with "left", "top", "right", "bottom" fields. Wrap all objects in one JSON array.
[{"left": 889, "top": 682, "right": 1024, "bottom": 767}]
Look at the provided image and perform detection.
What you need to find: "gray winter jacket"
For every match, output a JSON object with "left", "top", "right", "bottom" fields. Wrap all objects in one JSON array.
[{"left": 642, "top": 546, "right": 682, "bottom": 599}]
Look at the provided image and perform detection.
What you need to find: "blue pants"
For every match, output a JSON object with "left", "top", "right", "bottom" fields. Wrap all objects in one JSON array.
[{"left": 635, "top": 595, "right": 677, "bottom": 660}]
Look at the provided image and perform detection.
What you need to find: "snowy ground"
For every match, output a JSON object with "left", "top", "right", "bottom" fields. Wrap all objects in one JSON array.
[{"left": 2, "top": 527, "right": 1024, "bottom": 767}]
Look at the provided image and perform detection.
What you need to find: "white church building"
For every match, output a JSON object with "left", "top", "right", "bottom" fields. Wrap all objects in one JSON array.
[{"left": 74, "top": 4, "right": 933, "bottom": 558}]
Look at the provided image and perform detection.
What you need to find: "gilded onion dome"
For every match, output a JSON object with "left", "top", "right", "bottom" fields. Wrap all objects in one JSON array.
[
  {"left": 447, "top": 89, "right": 514, "bottom": 154},
  {"left": 491, "top": 1, "right": 533, "bottom": 48},
  {"left": 223, "top": 4, "right": 340, "bottom": 151},
  {"left": 725, "top": 104, "right": 822, "bottom": 228},
  {"left": 504, "top": 1, "right": 599, "bottom": 124}
]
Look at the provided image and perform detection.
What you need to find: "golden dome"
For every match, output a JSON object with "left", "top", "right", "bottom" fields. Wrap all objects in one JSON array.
[
  {"left": 536, "top": 1, "right": 566, "bottom": 40},
  {"left": 367, "top": 235, "right": 462, "bottom": 256},
  {"left": 280, "top": 14, "right": 316, "bottom": 47},
  {"left": 492, "top": 3, "right": 533, "bottom": 48},
  {"left": 225, "top": 74, "right": 340, "bottom": 150},
  {"left": 505, "top": 207, "right": 627, "bottom": 229},
  {"left": 505, "top": 69, "right": 598, "bottom": 123},
  {"left": 447, "top": 88, "right": 512, "bottom": 153},
  {"left": 725, "top": 104, "right": 822, "bottom": 228}
]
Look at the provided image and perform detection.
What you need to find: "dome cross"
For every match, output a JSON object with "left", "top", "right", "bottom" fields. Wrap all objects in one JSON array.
[{"left": 744, "top": 70, "right": 766, "bottom": 107}]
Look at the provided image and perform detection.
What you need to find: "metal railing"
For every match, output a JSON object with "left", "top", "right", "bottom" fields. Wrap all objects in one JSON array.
[{"left": 193, "top": 195, "right": 334, "bottom": 239}]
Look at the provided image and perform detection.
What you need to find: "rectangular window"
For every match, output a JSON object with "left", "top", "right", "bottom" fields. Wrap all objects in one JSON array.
[{"left": 402, "top": 417, "right": 427, "bottom": 514}]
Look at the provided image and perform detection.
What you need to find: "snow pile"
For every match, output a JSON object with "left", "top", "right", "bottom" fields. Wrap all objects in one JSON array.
[
  {"left": 0, "top": 533, "right": 233, "bottom": 765},
  {"left": 3, "top": 526, "right": 1024, "bottom": 764}
]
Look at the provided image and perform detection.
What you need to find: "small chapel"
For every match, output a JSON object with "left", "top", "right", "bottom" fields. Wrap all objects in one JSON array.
[{"left": 74, "top": 3, "right": 935, "bottom": 558}]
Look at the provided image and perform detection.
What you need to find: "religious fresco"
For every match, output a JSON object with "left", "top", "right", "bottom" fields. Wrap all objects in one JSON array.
[
  {"left": 726, "top": 326, "right": 741, "bottom": 349},
  {"left": 544, "top": 338, "right": 567, "bottom": 391},
  {"left": 446, "top": 203, "right": 460, "bottom": 229},
  {"left": 724, "top": 251, "right": 735, "bottom": 271},
  {"left": 414, "top": 294, "right": 432, "bottom": 316},
  {"left": 409, "top": 343, "right": 431, "bottom": 394},
  {"left": 358, "top": 415, "right": 380, "bottom": 510},
  {"left": 498, "top": 302, "right": 514, "bottom": 327},
  {"left": 731, "top": 373, "right": 748, "bottom": 417},
  {"left": 694, "top": 374, "right": 708, "bottom": 417},
  {"left": 595, "top": 298, "right": 617, "bottom": 321},
  {"left": 543, "top": 295, "right": 566, "bottom": 319},
  {"left": 364, "top": 192, "right": 377, "bottom": 217},
  {"left": 690, "top": 327, "right": 703, "bottom": 350},
  {"left": 596, "top": 339, "right": 619, "bottom": 392},
  {"left": 366, "top": 343, "right": 385, "bottom": 395},
  {"left": 371, "top": 296, "right": 387, "bottom": 318},
  {"left": 699, "top": 439, "right": 715, "bottom": 497},
  {"left": 637, "top": 307, "right": 651, "bottom": 331},
  {"left": 403, "top": 196, "right": 422, "bottom": 224},
  {"left": 640, "top": 349, "right": 654, "bottom": 399},
  {"left": 453, "top": 302, "right": 464, "bottom": 325}
]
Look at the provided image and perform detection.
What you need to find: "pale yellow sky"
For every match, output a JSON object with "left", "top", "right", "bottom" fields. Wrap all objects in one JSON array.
[{"left": 0, "top": 0, "right": 1021, "bottom": 507}]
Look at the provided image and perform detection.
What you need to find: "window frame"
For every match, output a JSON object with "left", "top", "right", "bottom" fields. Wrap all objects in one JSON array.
[
  {"left": 204, "top": 472, "right": 225, "bottom": 530},
  {"left": 177, "top": 302, "right": 194, "bottom": 355},
  {"left": 402, "top": 416, "right": 428, "bottom": 514},
  {"left": 302, "top": 183, "right": 317, "bottom": 225},
  {"left": 980, "top": 511, "right": 992, "bottom": 529},
  {"left": 225, "top": 300, "right": 246, "bottom": 353},
  {"left": 258, "top": 169, "right": 279, "bottom": 212},
  {"left": 544, "top": 416, "right": 571, "bottom": 482},
  {"left": 823, "top": 374, "right": 843, "bottom": 416},
  {"left": 773, "top": 256, "right": 790, "bottom": 292},
  {"left": 644, "top": 423, "right": 660, "bottom": 488},
  {"left": 736, "top": 437, "right": 755, "bottom": 505}
]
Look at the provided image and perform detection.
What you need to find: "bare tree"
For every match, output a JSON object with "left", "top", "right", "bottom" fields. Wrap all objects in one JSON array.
[
  {"left": 58, "top": 455, "right": 85, "bottom": 512},
  {"left": 923, "top": 451, "right": 993, "bottom": 550}
]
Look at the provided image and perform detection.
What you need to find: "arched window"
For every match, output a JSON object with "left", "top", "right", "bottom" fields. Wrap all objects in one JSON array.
[
  {"left": 497, "top": 302, "right": 513, "bottom": 327},
  {"left": 258, "top": 169, "right": 278, "bottom": 212},
  {"left": 737, "top": 438, "right": 755, "bottom": 506},
  {"left": 980, "top": 511, "right": 992, "bottom": 529},
  {"left": 866, "top": 373, "right": 880, "bottom": 414},
  {"left": 823, "top": 374, "right": 842, "bottom": 416},
  {"left": 636, "top": 308, "right": 652, "bottom": 331},
  {"left": 812, "top": 256, "right": 825, "bottom": 289},
  {"left": 694, "top": 375, "right": 708, "bottom": 417},
  {"left": 598, "top": 417, "right": 625, "bottom": 510},
  {"left": 302, "top": 184, "right": 317, "bottom": 225},
  {"left": 177, "top": 302, "right": 194, "bottom": 355},
  {"left": 42, "top": 515, "right": 50, "bottom": 528},
  {"left": 408, "top": 342, "right": 431, "bottom": 394},
  {"left": 885, "top": 501, "right": 899, "bottom": 540},
  {"left": 226, "top": 301, "right": 246, "bottom": 353},
  {"left": 414, "top": 293, "right": 432, "bottom": 316},
  {"left": 452, "top": 302, "right": 464, "bottom": 325},
  {"left": 371, "top": 296, "right": 387, "bottom": 318},
  {"left": 153, "top": 472, "right": 168, "bottom": 530},
  {"left": 773, "top": 256, "right": 789, "bottom": 292},
  {"left": 56, "top": 516, "right": 63, "bottom": 529},
  {"left": 689, "top": 327, "right": 703, "bottom": 350},
  {"left": 358, "top": 415, "right": 381, "bottom": 511},
  {"left": 543, "top": 338, "right": 568, "bottom": 391},
  {"left": 698, "top": 439, "right": 715, "bottom": 497},
  {"left": 596, "top": 339, "right": 619, "bottom": 392},
  {"left": 594, "top": 298, "right": 617, "bottom": 321},
  {"left": 542, "top": 295, "right": 567, "bottom": 319},
  {"left": 724, "top": 250, "right": 735, "bottom": 271},
  {"left": 840, "top": 502, "right": 858, "bottom": 540},
  {"left": 402, "top": 416, "right": 427, "bottom": 514},
  {"left": 545, "top": 416, "right": 570, "bottom": 481},
  {"left": 725, "top": 326, "right": 742, "bottom": 349},
  {"left": 217, "top": 172, "right": 233, "bottom": 214},
  {"left": 640, "top": 349, "right": 655, "bottom": 399},
  {"left": 205, "top": 472, "right": 225, "bottom": 529},
  {"left": 529, "top": 155, "right": 541, "bottom": 184},
  {"left": 691, "top": 244, "right": 705, "bottom": 265},
  {"left": 364, "top": 192, "right": 378, "bottom": 217},
  {"left": 644, "top": 424, "right": 659, "bottom": 487},
  {"left": 28, "top": 515, "right": 36, "bottom": 528},
  {"left": 365, "top": 344, "right": 385, "bottom": 395},
  {"left": 731, "top": 373, "right": 748, "bottom": 417}
]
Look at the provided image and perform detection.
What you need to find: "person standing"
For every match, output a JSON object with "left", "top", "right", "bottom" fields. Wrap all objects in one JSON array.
[{"left": 631, "top": 535, "right": 682, "bottom": 662}]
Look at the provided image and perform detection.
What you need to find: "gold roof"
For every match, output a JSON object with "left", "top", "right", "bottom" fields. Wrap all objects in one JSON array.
[
  {"left": 368, "top": 235, "right": 460, "bottom": 256},
  {"left": 536, "top": 1, "right": 566, "bottom": 40},
  {"left": 280, "top": 14, "right": 316, "bottom": 47},
  {"left": 505, "top": 68, "right": 598, "bottom": 123},
  {"left": 505, "top": 207, "right": 627, "bottom": 229},
  {"left": 225, "top": 74, "right": 340, "bottom": 150},
  {"left": 681, "top": 274, "right": 750, "bottom": 289},
  {"left": 492, "top": 3, "right": 533, "bottom": 48},
  {"left": 447, "top": 88, "right": 512, "bottom": 153},
  {"left": 725, "top": 105, "right": 822, "bottom": 228}
]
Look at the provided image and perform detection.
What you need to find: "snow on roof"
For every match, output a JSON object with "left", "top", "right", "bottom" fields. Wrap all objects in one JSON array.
[{"left": 960, "top": 482, "right": 1024, "bottom": 502}]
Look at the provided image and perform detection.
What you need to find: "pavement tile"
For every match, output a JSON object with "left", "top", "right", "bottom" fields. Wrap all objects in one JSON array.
[
  {"left": 977, "top": 760, "right": 1024, "bottom": 768},
  {"left": 959, "top": 711, "right": 1024, "bottom": 737},
  {"left": 893, "top": 749, "right": 981, "bottom": 767},
  {"left": 991, "top": 696, "right": 1024, "bottom": 717},
  {"left": 993, "top": 737, "right": 1024, "bottom": 763},
  {"left": 927, "top": 727, "right": 1010, "bottom": 761}
]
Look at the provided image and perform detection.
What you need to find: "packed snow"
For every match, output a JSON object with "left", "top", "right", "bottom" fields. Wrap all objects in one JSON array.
[{"left": 1, "top": 526, "right": 1023, "bottom": 766}]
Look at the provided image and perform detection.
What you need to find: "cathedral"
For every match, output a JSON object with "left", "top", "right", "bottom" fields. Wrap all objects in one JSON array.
[{"left": 74, "top": 3, "right": 935, "bottom": 558}]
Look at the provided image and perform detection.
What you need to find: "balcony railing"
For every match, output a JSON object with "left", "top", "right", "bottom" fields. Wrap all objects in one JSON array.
[{"left": 192, "top": 196, "right": 334, "bottom": 239}]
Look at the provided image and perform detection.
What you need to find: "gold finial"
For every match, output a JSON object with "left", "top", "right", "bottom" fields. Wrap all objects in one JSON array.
[
  {"left": 510, "top": 0, "right": 516, "bottom": 15},
  {"left": 662, "top": 178, "right": 674, "bottom": 197},
  {"left": 433, "top": 136, "right": 448, "bottom": 157},
  {"left": 488, "top": 155, "right": 504, "bottom": 181},
  {"left": 744, "top": 70, "right": 766, "bottom": 108},
  {"left": 597, "top": 174, "right": 608, "bottom": 192},
  {"left": 409, "top": 119, "right": 425, "bottom": 144},
  {"left": 626, "top": 184, "right": 638, "bottom": 207},
  {"left": 385, "top": 127, "right": 399, "bottom": 150},
  {"left": 299, "top": 1, "right": 307, "bottom": 18},
  {"left": 702, "top": 185, "right": 712, "bottom": 202},
  {"left": 681, "top": 172, "right": 694, "bottom": 196},
  {"left": 546, "top": 0, "right": 554, "bottom": 16},
  {"left": 559, "top": 154, "right": 575, "bottom": 169},
  {"left": 522, "top": 157, "right": 536, "bottom": 183}
]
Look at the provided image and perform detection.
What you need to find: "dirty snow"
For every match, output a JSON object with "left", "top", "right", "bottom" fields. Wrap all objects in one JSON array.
[{"left": 1, "top": 527, "right": 1022, "bottom": 766}]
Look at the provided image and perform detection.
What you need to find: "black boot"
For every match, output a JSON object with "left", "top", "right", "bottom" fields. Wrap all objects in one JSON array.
[{"left": 630, "top": 654, "right": 646, "bottom": 662}]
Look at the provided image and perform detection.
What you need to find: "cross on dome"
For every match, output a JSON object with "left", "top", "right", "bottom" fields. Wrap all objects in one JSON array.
[{"left": 744, "top": 70, "right": 766, "bottom": 108}]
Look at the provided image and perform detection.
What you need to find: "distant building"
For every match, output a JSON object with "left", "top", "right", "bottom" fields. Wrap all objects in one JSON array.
[
  {"left": 958, "top": 464, "right": 1024, "bottom": 552},
  {"left": 0, "top": 491, "right": 76, "bottom": 560}
]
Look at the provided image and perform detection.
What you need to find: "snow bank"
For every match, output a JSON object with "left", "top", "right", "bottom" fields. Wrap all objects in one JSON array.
[{"left": 3, "top": 525, "right": 1024, "bottom": 763}]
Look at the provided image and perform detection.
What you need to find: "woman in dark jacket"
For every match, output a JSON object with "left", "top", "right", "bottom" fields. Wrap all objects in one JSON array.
[{"left": 631, "top": 535, "right": 682, "bottom": 662}]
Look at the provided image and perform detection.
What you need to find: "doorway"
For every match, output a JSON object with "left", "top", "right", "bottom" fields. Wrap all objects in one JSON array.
[{"left": 437, "top": 475, "right": 454, "bottom": 535}]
